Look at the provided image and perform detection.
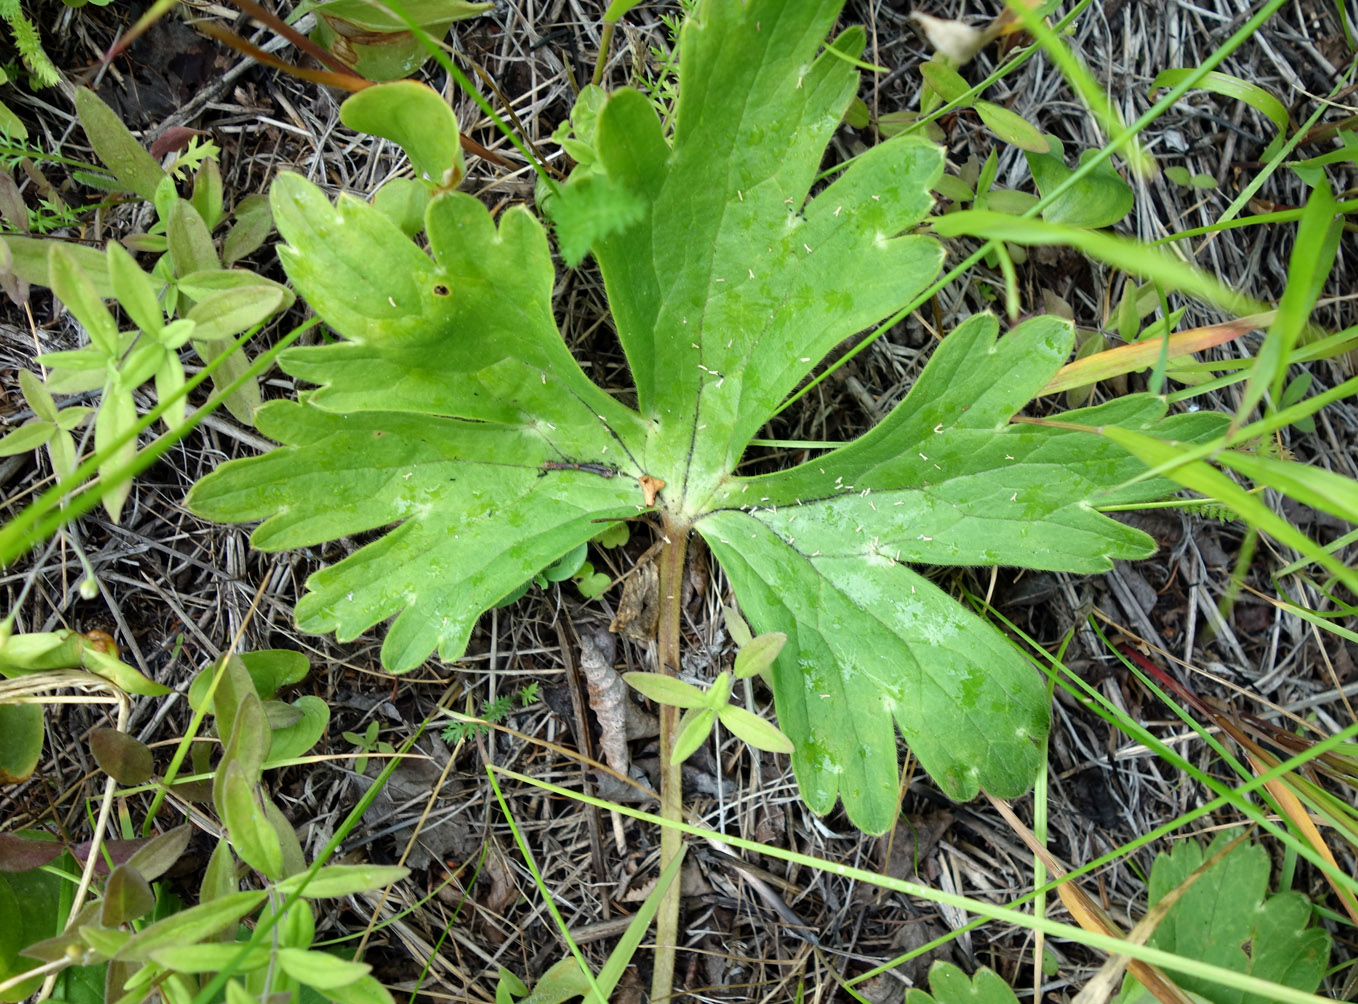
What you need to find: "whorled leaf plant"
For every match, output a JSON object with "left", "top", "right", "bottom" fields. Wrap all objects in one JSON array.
[{"left": 188, "top": 0, "right": 1222, "bottom": 835}]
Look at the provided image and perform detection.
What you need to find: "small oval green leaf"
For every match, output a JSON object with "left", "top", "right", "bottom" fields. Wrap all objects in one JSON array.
[
  {"left": 185, "top": 286, "right": 285, "bottom": 342},
  {"left": 222, "top": 194, "right": 274, "bottom": 265},
  {"left": 88, "top": 727, "right": 153, "bottom": 785},
  {"left": 219, "top": 762, "right": 283, "bottom": 880},
  {"left": 919, "top": 61, "right": 970, "bottom": 105},
  {"left": 238, "top": 648, "right": 310, "bottom": 699},
  {"left": 125, "top": 825, "right": 192, "bottom": 883},
  {"left": 0, "top": 705, "right": 44, "bottom": 783},
  {"left": 105, "top": 241, "right": 163, "bottom": 336},
  {"left": 100, "top": 863, "right": 155, "bottom": 926},
  {"left": 733, "top": 633, "right": 786, "bottom": 679},
  {"left": 277, "top": 947, "right": 372, "bottom": 990},
  {"left": 717, "top": 704, "right": 794, "bottom": 755},
  {"left": 340, "top": 81, "right": 465, "bottom": 190},
  {"left": 74, "top": 88, "right": 165, "bottom": 201},
  {"left": 150, "top": 943, "right": 271, "bottom": 974},
  {"left": 623, "top": 672, "right": 708, "bottom": 709},
  {"left": 671, "top": 707, "right": 716, "bottom": 764},
  {"left": 267, "top": 695, "right": 330, "bottom": 762},
  {"left": 973, "top": 101, "right": 1050, "bottom": 153},
  {"left": 48, "top": 245, "right": 118, "bottom": 354}
]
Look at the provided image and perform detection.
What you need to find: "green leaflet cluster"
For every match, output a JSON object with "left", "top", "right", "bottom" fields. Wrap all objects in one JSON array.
[{"left": 189, "top": 0, "right": 1224, "bottom": 833}]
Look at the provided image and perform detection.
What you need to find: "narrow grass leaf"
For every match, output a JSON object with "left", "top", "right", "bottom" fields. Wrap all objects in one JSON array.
[
  {"left": 1098, "top": 425, "right": 1358, "bottom": 594},
  {"left": 932, "top": 210, "right": 1262, "bottom": 316},
  {"left": 1042, "top": 314, "right": 1269, "bottom": 395},
  {"left": 1238, "top": 179, "right": 1339, "bottom": 420},
  {"left": 1211, "top": 449, "right": 1358, "bottom": 526},
  {"left": 594, "top": 847, "right": 685, "bottom": 999},
  {"left": 1151, "top": 69, "right": 1289, "bottom": 151}
]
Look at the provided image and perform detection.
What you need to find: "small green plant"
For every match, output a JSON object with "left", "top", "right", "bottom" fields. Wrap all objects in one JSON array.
[
  {"left": 0, "top": 88, "right": 292, "bottom": 538},
  {"left": 186, "top": 649, "right": 331, "bottom": 765},
  {"left": 342, "top": 721, "right": 395, "bottom": 773},
  {"left": 905, "top": 962, "right": 1027, "bottom": 1004},
  {"left": 0, "top": 651, "right": 391, "bottom": 1004},
  {"left": 0, "top": 624, "right": 169, "bottom": 787},
  {"left": 1116, "top": 832, "right": 1330, "bottom": 1004},
  {"left": 0, "top": 369, "right": 92, "bottom": 479},
  {"left": 172, "top": 5, "right": 1357, "bottom": 1001},
  {"left": 33, "top": 242, "right": 284, "bottom": 520},
  {"left": 625, "top": 606, "right": 791, "bottom": 763},
  {"left": 3, "top": 89, "right": 287, "bottom": 428},
  {"left": 441, "top": 682, "right": 540, "bottom": 744},
  {"left": 0, "top": 0, "right": 60, "bottom": 132},
  {"left": 633, "top": 0, "right": 695, "bottom": 128}
]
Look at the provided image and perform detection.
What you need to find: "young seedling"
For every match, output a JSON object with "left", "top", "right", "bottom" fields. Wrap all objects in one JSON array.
[
  {"left": 625, "top": 607, "right": 791, "bottom": 764},
  {"left": 342, "top": 721, "right": 394, "bottom": 774}
]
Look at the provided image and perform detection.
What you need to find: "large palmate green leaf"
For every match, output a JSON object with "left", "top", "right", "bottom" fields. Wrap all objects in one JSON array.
[{"left": 188, "top": 0, "right": 1223, "bottom": 832}]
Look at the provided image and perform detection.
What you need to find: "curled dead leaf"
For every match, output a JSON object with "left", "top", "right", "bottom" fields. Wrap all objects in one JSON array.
[{"left": 610, "top": 562, "right": 659, "bottom": 642}]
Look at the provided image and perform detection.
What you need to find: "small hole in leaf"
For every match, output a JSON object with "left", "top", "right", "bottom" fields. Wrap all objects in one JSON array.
[{"left": 432, "top": 284, "right": 450, "bottom": 296}]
